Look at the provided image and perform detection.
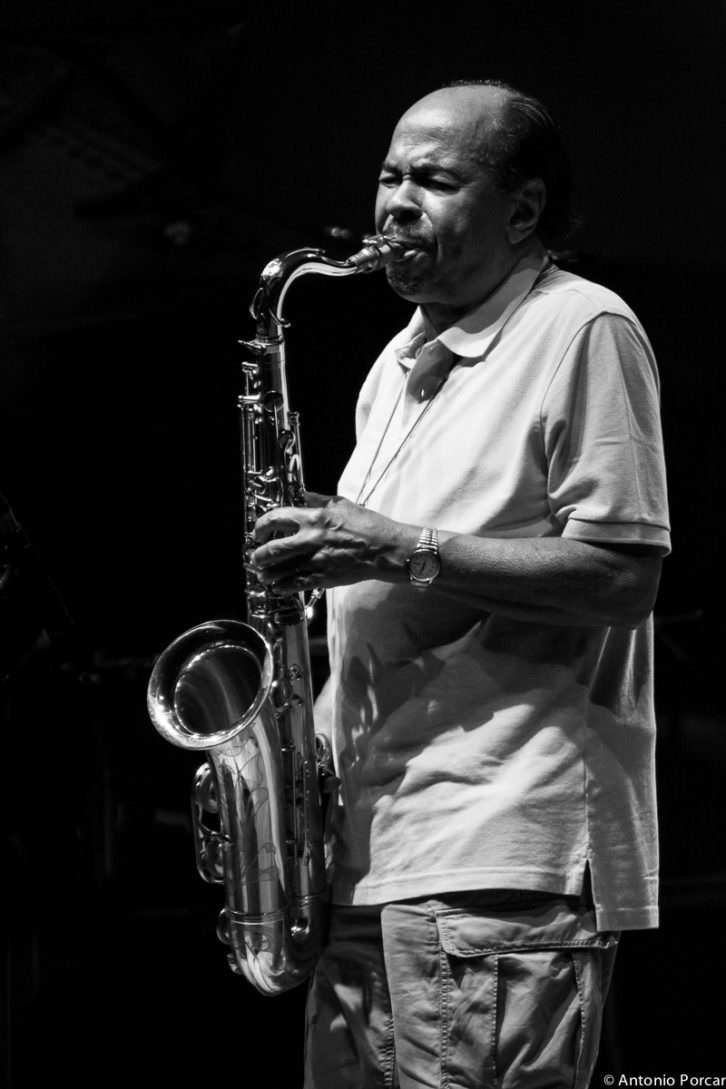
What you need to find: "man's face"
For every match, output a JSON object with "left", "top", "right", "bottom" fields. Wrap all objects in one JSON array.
[{"left": 374, "top": 89, "right": 518, "bottom": 318}]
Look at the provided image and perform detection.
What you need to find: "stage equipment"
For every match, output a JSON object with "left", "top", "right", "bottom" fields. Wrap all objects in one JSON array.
[{"left": 146, "top": 234, "right": 403, "bottom": 995}]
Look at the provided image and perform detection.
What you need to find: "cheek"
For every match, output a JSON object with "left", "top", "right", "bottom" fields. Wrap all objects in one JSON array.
[
  {"left": 442, "top": 208, "right": 495, "bottom": 258},
  {"left": 433, "top": 215, "right": 471, "bottom": 259}
]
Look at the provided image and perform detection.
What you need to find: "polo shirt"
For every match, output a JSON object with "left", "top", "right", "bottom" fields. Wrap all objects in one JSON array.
[{"left": 325, "top": 249, "right": 671, "bottom": 930}]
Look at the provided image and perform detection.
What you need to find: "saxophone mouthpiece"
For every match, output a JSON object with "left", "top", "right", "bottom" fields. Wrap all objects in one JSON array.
[{"left": 347, "top": 234, "right": 406, "bottom": 272}]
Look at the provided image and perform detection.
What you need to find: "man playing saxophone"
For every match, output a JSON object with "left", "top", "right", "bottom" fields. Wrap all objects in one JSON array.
[{"left": 252, "top": 80, "right": 670, "bottom": 1089}]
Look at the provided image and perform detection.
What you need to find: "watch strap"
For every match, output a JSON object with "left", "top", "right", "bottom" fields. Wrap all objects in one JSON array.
[
  {"left": 408, "top": 527, "right": 441, "bottom": 587},
  {"left": 416, "top": 528, "right": 438, "bottom": 552}
]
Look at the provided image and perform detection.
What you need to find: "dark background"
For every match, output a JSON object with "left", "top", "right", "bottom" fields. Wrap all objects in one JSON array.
[{"left": 1, "top": 2, "right": 724, "bottom": 1086}]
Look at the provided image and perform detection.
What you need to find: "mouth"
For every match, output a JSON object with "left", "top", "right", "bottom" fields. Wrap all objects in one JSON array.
[
  {"left": 385, "top": 238, "right": 432, "bottom": 262},
  {"left": 378, "top": 229, "right": 432, "bottom": 259}
]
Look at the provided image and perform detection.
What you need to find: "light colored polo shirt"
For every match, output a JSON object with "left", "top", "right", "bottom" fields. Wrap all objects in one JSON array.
[{"left": 325, "top": 249, "right": 671, "bottom": 930}]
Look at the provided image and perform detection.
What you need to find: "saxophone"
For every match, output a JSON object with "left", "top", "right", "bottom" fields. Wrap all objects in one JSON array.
[{"left": 146, "top": 234, "right": 403, "bottom": 996}]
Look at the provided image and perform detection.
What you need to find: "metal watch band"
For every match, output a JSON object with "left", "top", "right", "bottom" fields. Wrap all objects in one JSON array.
[
  {"left": 408, "top": 527, "right": 441, "bottom": 587},
  {"left": 416, "top": 528, "right": 438, "bottom": 552}
]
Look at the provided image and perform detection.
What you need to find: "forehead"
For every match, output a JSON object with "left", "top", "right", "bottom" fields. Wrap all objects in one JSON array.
[{"left": 384, "top": 93, "right": 501, "bottom": 168}]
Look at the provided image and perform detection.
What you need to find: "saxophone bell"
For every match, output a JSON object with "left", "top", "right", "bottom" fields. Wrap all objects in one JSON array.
[{"left": 148, "top": 617, "right": 329, "bottom": 995}]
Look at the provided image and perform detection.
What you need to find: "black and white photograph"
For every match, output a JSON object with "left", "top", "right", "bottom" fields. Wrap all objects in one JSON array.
[{"left": 1, "top": 3, "right": 723, "bottom": 1087}]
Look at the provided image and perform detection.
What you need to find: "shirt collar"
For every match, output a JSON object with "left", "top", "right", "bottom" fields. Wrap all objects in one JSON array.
[{"left": 393, "top": 247, "right": 551, "bottom": 367}]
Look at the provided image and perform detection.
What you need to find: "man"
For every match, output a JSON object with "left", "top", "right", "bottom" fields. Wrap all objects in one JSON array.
[{"left": 253, "top": 81, "right": 670, "bottom": 1089}]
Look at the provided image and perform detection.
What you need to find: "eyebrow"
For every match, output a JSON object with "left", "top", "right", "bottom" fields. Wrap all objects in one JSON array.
[{"left": 379, "top": 158, "right": 466, "bottom": 180}]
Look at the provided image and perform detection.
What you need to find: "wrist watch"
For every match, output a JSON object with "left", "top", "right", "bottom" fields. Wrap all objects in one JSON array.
[{"left": 408, "top": 528, "right": 441, "bottom": 588}]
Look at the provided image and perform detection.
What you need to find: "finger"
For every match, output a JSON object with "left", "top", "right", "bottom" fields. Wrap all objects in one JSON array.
[
  {"left": 253, "top": 506, "right": 310, "bottom": 544},
  {"left": 252, "top": 532, "right": 316, "bottom": 571},
  {"left": 268, "top": 571, "right": 326, "bottom": 595},
  {"left": 252, "top": 518, "right": 333, "bottom": 572}
]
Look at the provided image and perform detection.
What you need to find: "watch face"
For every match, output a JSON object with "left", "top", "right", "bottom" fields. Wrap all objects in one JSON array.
[{"left": 409, "top": 549, "right": 440, "bottom": 583}]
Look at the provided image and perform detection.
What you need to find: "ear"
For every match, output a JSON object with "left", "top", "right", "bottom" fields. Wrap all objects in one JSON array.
[{"left": 506, "top": 178, "right": 547, "bottom": 244}]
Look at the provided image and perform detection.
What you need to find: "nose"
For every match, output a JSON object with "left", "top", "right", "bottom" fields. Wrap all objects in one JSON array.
[{"left": 381, "top": 178, "right": 422, "bottom": 224}]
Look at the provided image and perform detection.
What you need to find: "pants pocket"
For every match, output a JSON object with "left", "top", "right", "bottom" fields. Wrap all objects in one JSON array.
[{"left": 435, "top": 904, "right": 616, "bottom": 1089}]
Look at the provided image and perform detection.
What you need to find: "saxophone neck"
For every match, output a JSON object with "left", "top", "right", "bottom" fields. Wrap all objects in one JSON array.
[{"left": 250, "top": 235, "right": 404, "bottom": 334}]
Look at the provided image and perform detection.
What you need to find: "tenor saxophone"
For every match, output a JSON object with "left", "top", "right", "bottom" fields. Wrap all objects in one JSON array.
[{"left": 146, "top": 234, "right": 403, "bottom": 995}]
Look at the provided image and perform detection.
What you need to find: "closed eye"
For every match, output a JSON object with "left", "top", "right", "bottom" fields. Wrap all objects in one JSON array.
[
  {"left": 378, "top": 165, "right": 463, "bottom": 192},
  {"left": 426, "top": 176, "right": 460, "bottom": 192}
]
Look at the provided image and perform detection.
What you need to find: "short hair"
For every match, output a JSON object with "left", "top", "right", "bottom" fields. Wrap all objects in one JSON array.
[{"left": 445, "top": 79, "right": 577, "bottom": 244}]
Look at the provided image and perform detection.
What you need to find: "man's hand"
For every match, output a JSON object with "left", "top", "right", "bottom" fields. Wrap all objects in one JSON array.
[
  {"left": 251, "top": 492, "right": 418, "bottom": 593},
  {"left": 252, "top": 493, "right": 662, "bottom": 628}
]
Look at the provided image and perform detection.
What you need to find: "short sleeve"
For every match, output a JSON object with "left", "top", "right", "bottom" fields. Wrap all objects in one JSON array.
[{"left": 542, "top": 312, "right": 671, "bottom": 555}]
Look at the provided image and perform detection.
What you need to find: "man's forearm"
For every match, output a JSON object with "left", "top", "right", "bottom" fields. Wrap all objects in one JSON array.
[
  {"left": 252, "top": 495, "right": 662, "bottom": 629},
  {"left": 433, "top": 533, "right": 662, "bottom": 628}
]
